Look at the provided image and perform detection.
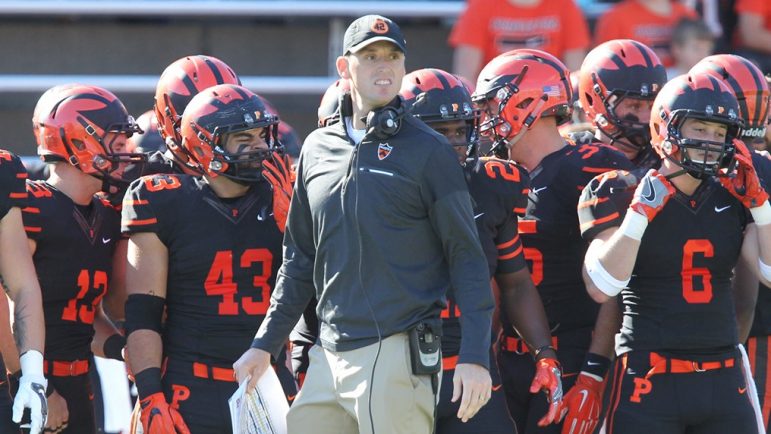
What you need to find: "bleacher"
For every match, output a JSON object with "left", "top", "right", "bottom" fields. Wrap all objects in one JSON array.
[{"left": 0, "top": 0, "right": 615, "bottom": 154}]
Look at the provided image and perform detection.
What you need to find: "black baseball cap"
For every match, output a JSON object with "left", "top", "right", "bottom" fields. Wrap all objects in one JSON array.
[{"left": 343, "top": 15, "right": 407, "bottom": 55}]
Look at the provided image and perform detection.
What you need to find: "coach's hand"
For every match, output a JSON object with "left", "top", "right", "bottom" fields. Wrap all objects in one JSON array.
[
  {"left": 234, "top": 347, "right": 272, "bottom": 390},
  {"left": 452, "top": 363, "right": 492, "bottom": 422}
]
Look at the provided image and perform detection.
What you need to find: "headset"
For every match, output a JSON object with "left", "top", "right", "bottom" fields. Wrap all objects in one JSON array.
[{"left": 365, "top": 105, "right": 405, "bottom": 140}]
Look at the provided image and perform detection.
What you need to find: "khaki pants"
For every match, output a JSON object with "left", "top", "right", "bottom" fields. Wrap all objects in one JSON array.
[{"left": 287, "top": 333, "right": 437, "bottom": 434}]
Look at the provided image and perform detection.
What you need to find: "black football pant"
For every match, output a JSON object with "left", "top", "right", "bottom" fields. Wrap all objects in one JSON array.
[
  {"left": 436, "top": 349, "right": 516, "bottom": 434},
  {"left": 497, "top": 336, "right": 586, "bottom": 434},
  {"left": 162, "top": 358, "right": 297, "bottom": 434},
  {"left": 604, "top": 350, "right": 759, "bottom": 434},
  {"left": 50, "top": 373, "right": 96, "bottom": 434}
]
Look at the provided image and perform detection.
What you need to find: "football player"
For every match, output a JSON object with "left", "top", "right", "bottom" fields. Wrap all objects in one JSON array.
[
  {"left": 557, "top": 39, "right": 669, "bottom": 434},
  {"left": 472, "top": 49, "right": 634, "bottom": 434},
  {"left": 0, "top": 149, "right": 47, "bottom": 434},
  {"left": 153, "top": 55, "right": 241, "bottom": 175},
  {"left": 400, "top": 67, "right": 560, "bottom": 434},
  {"left": 122, "top": 84, "right": 294, "bottom": 434},
  {"left": 26, "top": 84, "right": 144, "bottom": 433},
  {"left": 690, "top": 53, "right": 771, "bottom": 430},
  {"left": 576, "top": 39, "right": 668, "bottom": 170},
  {"left": 578, "top": 72, "right": 771, "bottom": 434}
]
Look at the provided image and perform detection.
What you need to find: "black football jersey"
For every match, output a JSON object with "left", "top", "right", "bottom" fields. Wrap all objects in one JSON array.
[
  {"left": 121, "top": 174, "right": 283, "bottom": 365},
  {"left": 0, "top": 150, "right": 27, "bottom": 219},
  {"left": 750, "top": 152, "right": 771, "bottom": 337},
  {"left": 441, "top": 157, "right": 530, "bottom": 357},
  {"left": 22, "top": 181, "right": 121, "bottom": 360},
  {"left": 510, "top": 142, "right": 633, "bottom": 338},
  {"left": 579, "top": 171, "right": 749, "bottom": 354}
]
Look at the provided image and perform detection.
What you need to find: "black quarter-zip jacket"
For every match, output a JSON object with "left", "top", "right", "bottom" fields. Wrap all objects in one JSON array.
[{"left": 253, "top": 102, "right": 495, "bottom": 369}]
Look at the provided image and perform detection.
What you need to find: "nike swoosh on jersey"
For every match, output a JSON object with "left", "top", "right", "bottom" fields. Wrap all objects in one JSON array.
[
  {"left": 474, "top": 213, "right": 485, "bottom": 220},
  {"left": 738, "top": 387, "right": 747, "bottom": 394},
  {"left": 102, "top": 238, "right": 111, "bottom": 244},
  {"left": 492, "top": 384, "right": 503, "bottom": 392},
  {"left": 714, "top": 205, "right": 731, "bottom": 213},
  {"left": 532, "top": 186, "right": 548, "bottom": 194}
]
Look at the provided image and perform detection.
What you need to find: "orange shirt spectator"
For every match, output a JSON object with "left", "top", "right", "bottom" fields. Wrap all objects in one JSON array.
[
  {"left": 595, "top": 0, "right": 697, "bottom": 67},
  {"left": 734, "top": 0, "right": 771, "bottom": 73},
  {"left": 449, "top": 0, "right": 589, "bottom": 81}
]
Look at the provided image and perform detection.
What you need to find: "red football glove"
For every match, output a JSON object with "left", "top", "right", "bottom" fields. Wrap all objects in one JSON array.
[
  {"left": 629, "top": 169, "right": 676, "bottom": 222},
  {"left": 559, "top": 372, "right": 604, "bottom": 434},
  {"left": 139, "top": 392, "right": 190, "bottom": 434},
  {"left": 720, "top": 139, "right": 769, "bottom": 209},
  {"left": 530, "top": 357, "right": 563, "bottom": 427},
  {"left": 261, "top": 152, "right": 294, "bottom": 233}
]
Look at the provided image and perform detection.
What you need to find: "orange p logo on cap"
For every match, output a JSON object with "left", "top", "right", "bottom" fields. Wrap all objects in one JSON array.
[{"left": 371, "top": 18, "right": 389, "bottom": 34}]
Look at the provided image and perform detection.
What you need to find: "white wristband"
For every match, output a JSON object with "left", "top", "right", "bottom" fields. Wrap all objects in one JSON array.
[
  {"left": 619, "top": 210, "right": 649, "bottom": 241},
  {"left": 751, "top": 201, "right": 771, "bottom": 226},
  {"left": 585, "top": 251, "right": 630, "bottom": 298},
  {"left": 20, "top": 350, "right": 44, "bottom": 378}
]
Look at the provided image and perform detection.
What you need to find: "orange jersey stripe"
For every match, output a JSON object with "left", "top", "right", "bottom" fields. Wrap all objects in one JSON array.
[
  {"left": 579, "top": 212, "right": 619, "bottom": 232},
  {"left": 9, "top": 192, "right": 26, "bottom": 199},
  {"left": 16, "top": 172, "right": 27, "bottom": 179},
  {"left": 578, "top": 196, "right": 609, "bottom": 209},
  {"left": 496, "top": 234, "right": 520, "bottom": 250},
  {"left": 122, "top": 218, "right": 158, "bottom": 226},
  {"left": 24, "top": 226, "right": 42, "bottom": 233},
  {"left": 498, "top": 245, "right": 523, "bottom": 260},
  {"left": 582, "top": 167, "right": 617, "bottom": 174},
  {"left": 123, "top": 199, "right": 149, "bottom": 206},
  {"left": 21, "top": 207, "right": 40, "bottom": 214}
]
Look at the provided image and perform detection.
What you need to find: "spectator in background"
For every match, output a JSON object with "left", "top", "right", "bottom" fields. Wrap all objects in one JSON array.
[
  {"left": 668, "top": 18, "right": 715, "bottom": 78},
  {"left": 449, "top": 0, "right": 589, "bottom": 82},
  {"left": 734, "top": 0, "right": 771, "bottom": 73},
  {"left": 594, "top": 0, "right": 697, "bottom": 67}
]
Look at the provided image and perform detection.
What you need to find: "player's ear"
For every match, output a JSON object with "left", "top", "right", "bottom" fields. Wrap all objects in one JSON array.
[{"left": 337, "top": 56, "right": 351, "bottom": 80}]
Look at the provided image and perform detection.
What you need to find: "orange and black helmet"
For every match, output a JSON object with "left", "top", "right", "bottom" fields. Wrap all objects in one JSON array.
[
  {"left": 179, "top": 84, "right": 280, "bottom": 184},
  {"left": 650, "top": 73, "right": 742, "bottom": 179},
  {"left": 126, "top": 110, "right": 166, "bottom": 154},
  {"left": 579, "top": 39, "right": 667, "bottom": 151},
  {"left": 37, "top": 85, "right": 146, "bottom": 181},
  {"left": 32, "top": 83, "right": 82, "bottom": 147},
  {"left": 400, "top": 68, "right": 479, "bottom": 155},
  {"left": 317, "top": 79, "right": 351, "bottom": 128},
  {"left": 154, "top": 55, "right": 241, "bottom": 172},
  {"left": 689, "top": 54, "right": 769, "bottom": 142},
  {"left": 472, "top": 49, "right": 572, "bottom": 155}
]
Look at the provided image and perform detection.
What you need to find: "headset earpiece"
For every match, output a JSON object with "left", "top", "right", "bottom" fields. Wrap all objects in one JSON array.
[{"left": 366, "top": 106, "right": 404, "bottom": 140}]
